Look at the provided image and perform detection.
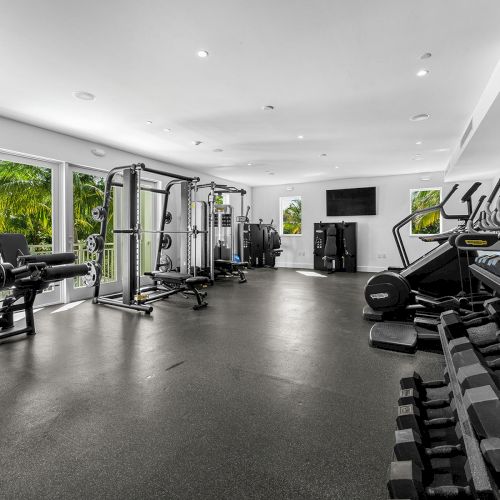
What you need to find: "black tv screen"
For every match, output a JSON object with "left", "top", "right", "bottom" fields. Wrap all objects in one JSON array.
[{"left": 326, "top": 187, "right": 376, "bottom": 216}]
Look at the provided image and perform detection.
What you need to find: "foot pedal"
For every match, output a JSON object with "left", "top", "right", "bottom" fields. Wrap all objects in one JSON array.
[
  {"left": 369, "top": 322, "right": 418, "bottom": 353},
  {"left": 363, "top": 305, "right": 385, "bottom": 321}
]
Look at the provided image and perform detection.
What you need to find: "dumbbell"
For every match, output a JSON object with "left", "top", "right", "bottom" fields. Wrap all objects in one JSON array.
[
  {"left": 400, "top": 371, "right": 449, "bottom": 399},
  {"left": 480, "top": 437, "right": 500, "bottom": 475},
  {"left": 464, "top": 385, "right": 500, "bottom": 440},
  {"left": 398, "top": 388, "right": 450, "bottom": 410},
  {"left": 394, "top": 428, "right": 463, "bottom": 471},
  {"left": 442, "top": 300, "right": 500, "bottom": 342},
  {"left": 387, "top": 460, "right": 472, "bottom": 499},
  {"left": 397, "top": 404, "right": 456, "bottom": 438},
  {"left": 450, "top": 338, "right": 500, "bottom": 371},
  {"left": 456, "top": 361, "right": 498, "bottom": 394}
]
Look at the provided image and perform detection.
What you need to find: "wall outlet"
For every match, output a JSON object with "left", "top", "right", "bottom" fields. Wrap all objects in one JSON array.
[{"left": 377, "top": 253, "right": 387, "bottom": 259}]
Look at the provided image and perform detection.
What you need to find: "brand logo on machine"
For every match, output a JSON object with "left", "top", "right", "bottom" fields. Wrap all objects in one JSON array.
[
  {"left": 370, "top": 292, "right": 389, "bottom": 299},
  {"left": 464, "top": 239, "right": 488, "bottom": 246}
]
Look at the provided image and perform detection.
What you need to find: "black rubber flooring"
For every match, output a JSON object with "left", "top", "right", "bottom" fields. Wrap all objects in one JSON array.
[{"left": 0, "top": 269, "right": 445, "bottom": 499}]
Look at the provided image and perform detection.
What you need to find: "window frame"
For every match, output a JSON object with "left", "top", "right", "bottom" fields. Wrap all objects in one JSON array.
[
  {"left": 279, "top": 195, "right": 302, "bottom": 237},
  {"left": 409, "top": 187, "right": 443, "bottom": 237}
]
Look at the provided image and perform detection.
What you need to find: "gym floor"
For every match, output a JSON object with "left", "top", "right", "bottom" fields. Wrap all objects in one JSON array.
[{"left": 0, "top": 269, "right": 444, "bottom": 499}]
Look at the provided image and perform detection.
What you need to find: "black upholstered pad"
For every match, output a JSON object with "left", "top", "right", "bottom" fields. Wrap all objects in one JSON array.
[
  {"left": 214, "top": 259, "right": 247, "bottom": 269},
  {"left": 0, "top": 233, "right": 30, "bottom": 265},
  {"left": 149, "top": 271, "right": 209, "bottom": 286},
  {"left": 186, "top": 276, "right": 210, "bottom": 285},
  {"left": 150, "top": 271, "right": 191, "bottom": 282}
]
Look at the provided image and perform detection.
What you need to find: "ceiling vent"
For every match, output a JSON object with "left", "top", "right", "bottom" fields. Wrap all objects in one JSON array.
[{"left": 460, "top": 119, "right": 473, "bottom": 149}]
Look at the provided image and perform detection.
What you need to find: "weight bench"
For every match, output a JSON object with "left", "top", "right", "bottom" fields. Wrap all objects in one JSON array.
[
  {"left": 214, "top": 259, "right": 248, "bottom": 283},
  {"left": 0, "top": 233, "right": 95, "bottom": 341},
  {"left": 145, "top": 271, "right": 209, "bottom": 309}
]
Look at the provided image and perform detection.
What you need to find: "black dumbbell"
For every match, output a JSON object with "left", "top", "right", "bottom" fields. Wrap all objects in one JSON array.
[
  {"left": 442, "top": 300, "right": 500, "bottom": 342},
  {"left": 450, "top": 339, "right": 500, "bottom": 372},
  {"left": 394, "top": 428, "right": 463, "bottom": 471},
  {"left": 464, "top": 385, "right": 500, "bottom": 440},
  {"left": 387, "top": 460, "right": 472, "bottom": 499},
  {"left": 398, "top": 388, "right": 450, "bottom": 410},
  {"left": 456, "top": 362, "right": 497, "bottom": 395},
  {"left": 480, "top": 437, "right": 500, "bottom": 475},
  {"left": 400, "top": 371, "right": 449, "bottom": 399},
  {"left": 397, "top": 404, "right": 455, "bottom": 437}
]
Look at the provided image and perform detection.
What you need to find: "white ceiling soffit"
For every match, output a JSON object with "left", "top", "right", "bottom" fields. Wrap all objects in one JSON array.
[
  {"left": 447, "top": 60, "right": 500, "bottom": 181},
  {"left": 1, "top": 0, "right": 500, "bottom": 187}
]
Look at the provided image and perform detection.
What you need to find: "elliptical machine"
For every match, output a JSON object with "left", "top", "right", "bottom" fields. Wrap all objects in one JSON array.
[{"left": 364, "top": 183, "right": 482, "bottom": 322}]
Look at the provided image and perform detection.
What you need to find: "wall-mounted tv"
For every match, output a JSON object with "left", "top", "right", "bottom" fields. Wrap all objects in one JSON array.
[{"left": 326, "top": 187, "right": 376, "bottom": 216}]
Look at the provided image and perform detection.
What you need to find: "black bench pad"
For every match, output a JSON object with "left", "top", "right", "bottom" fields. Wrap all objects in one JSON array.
[
  {"left": 214, "top": 260, "right": 248, "bottom": 269},
  {"left": 148, "top": 271, "right": 209, "bottom": 286}
]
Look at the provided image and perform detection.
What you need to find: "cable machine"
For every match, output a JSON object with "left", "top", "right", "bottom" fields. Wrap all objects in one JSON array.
[{"left": 194, "top": 182, "right": 248, "bottom": 283}]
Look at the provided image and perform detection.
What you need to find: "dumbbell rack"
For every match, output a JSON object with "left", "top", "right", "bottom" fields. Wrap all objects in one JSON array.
[{"left": 437, "top": 324, "right": 500, "bottom": 499}]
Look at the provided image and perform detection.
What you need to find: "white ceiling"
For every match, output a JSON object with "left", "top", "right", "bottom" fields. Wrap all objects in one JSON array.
[{"left": 1, "top": 0, "right": 500, "bottom": 186}]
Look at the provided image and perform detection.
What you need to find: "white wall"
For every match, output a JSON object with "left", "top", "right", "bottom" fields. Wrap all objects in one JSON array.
[
  {"left": 0, "top": 116, "right": 252, "bottom": 267},
  {"left": 251, "top": 173, "right": 493, "bottom": 272}
]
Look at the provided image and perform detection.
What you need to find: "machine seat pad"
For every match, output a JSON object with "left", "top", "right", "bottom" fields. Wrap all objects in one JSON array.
[
  {"left": 149, "top": 271, "right": 209, "bottom": 286},
  {"left": 214, "top": 259, "right": 248, "bottom": 268},
  {"left": 186, "top": 276, "right": 210, "bottom": 286}
]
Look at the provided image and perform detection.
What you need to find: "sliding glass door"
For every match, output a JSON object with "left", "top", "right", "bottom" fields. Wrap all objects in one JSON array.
[
  {"left": 0, "top": 152, "right": 62, "bottom": 305},
  {"left": 65, "top": 165, "right": 122, "bottom": 301}
]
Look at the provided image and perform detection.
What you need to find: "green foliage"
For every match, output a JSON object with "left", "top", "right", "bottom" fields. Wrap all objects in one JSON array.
[
  {"left": 214, "top": 194, "right": 224, "bottom": 205},
  {"left": 282, "top": 198, "right": 302, "bottom": 234},
  {"left": 0, "top": 162, "right": 52, "bottom": 243},
  {"left": 411, "top": 189, "right": 441, "bottom": 234},
  {"left": 0, "top": 162, "right": 112, "bottom": 245}
]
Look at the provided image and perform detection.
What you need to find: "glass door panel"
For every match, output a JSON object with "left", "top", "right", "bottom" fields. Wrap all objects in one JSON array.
[
  {"left": 66, "top": 165, "right": 121, "bottom": 301},
  {"left": 0, "top": 156, "right": 62, "bottom": 305}
]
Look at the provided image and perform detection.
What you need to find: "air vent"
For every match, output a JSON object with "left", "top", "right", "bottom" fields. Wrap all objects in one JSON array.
[{"left": 460, "top": 119, "right": 473, "bottom": 148}]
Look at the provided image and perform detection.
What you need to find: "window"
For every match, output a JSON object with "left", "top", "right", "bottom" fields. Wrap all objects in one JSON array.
[
  {"left": 409, "top": 188, "right": 442, "bottom": 236},
  {"left": 280, "top": 196, "right": 302, "bottom": 235}
]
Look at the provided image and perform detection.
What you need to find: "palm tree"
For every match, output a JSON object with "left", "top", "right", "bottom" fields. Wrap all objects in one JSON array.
[
  {"left": 0, "top": 162, "right": 114, "bottom": 245},
  {"left": 411, "top": 189, "right": 441, "bottom": 234},
  {"left": 283, "top": 198, "right": 302, "bottom": 234},
  {"left": 0, "top": 162, "right": 52, "bottom": 243}
]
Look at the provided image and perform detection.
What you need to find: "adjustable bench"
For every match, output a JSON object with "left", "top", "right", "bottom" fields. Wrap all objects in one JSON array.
[
  {"left": 214, "top": 259, "right": 248, "bottom": 283},
  {"left": 0, "top": 233, "right": 94, "bottom": 340},
  {"left": 145, "top": 271, "right": 210, "bottom": 309}
]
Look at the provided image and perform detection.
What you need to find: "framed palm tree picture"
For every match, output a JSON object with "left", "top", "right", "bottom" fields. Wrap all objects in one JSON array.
[
  {"left": 280, "top": 196, "right": 302, "bottom": 235},
  {"left": 409, "top": 187, "right": 442, "bottom": 236}
]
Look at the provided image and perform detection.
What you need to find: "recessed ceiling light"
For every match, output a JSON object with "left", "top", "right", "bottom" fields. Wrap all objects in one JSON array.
[
  {"left": 420, "top": 52, "right": 432, "bottom": 60},
  {"left": 297, "top": 135, "right": 304, "bottom": 139},
  {"left": 197, "top": 50, "right": 209, "bottom": 58},
  {"left": 420, "top": 176, "right": 431, "bottom": 181},
  {"left": 434, "top": 148, "right": 450, "bottom": 152},
  {"left": 213, "top": 148, "right": 223, "bottom": 153},
  {"left": 410, "top": 113, "right": 430, "bottom": 121},
  {"left": 417, "top": 69, "right": 429, "bottom": 77},
  {"left": 163, "top": 128, "right": 171, "bottom": 133},
  {"left": 247, "top": 163, "right": 253, "bottom": 166},
  {"left": 192, "top": 140, "right": 202, "bottom": 146},
  {"left": 262, "top": 105, "right": 275, "bottom": 111},
  {"left": 413, "top": 156, "right": 423, "bottom": 161},
  {"left": 334, "top": 166, "right": 340, "bottom": 169},
  {"left": 73, "top": 91, "right": 95, "bottom": 101},
  {"left": 91, "top": 148, "right": 106, "bottom": 157},
  {"left": 416, "top": 140, "right": 423, "bottom": 145},
  {"left": 286, "top": 186, "right": 294, "bottom": 191},
  {"left": 320, "top": 153, "right": 327, "bottom": 157},
  {"left": 146, "top": 121, "right": 153, "bottom": 125}
]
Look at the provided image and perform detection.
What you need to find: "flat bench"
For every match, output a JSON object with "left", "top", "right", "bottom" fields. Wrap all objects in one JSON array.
[{"left": 145, "top": 271, "right": 209, "bottom": 309}]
